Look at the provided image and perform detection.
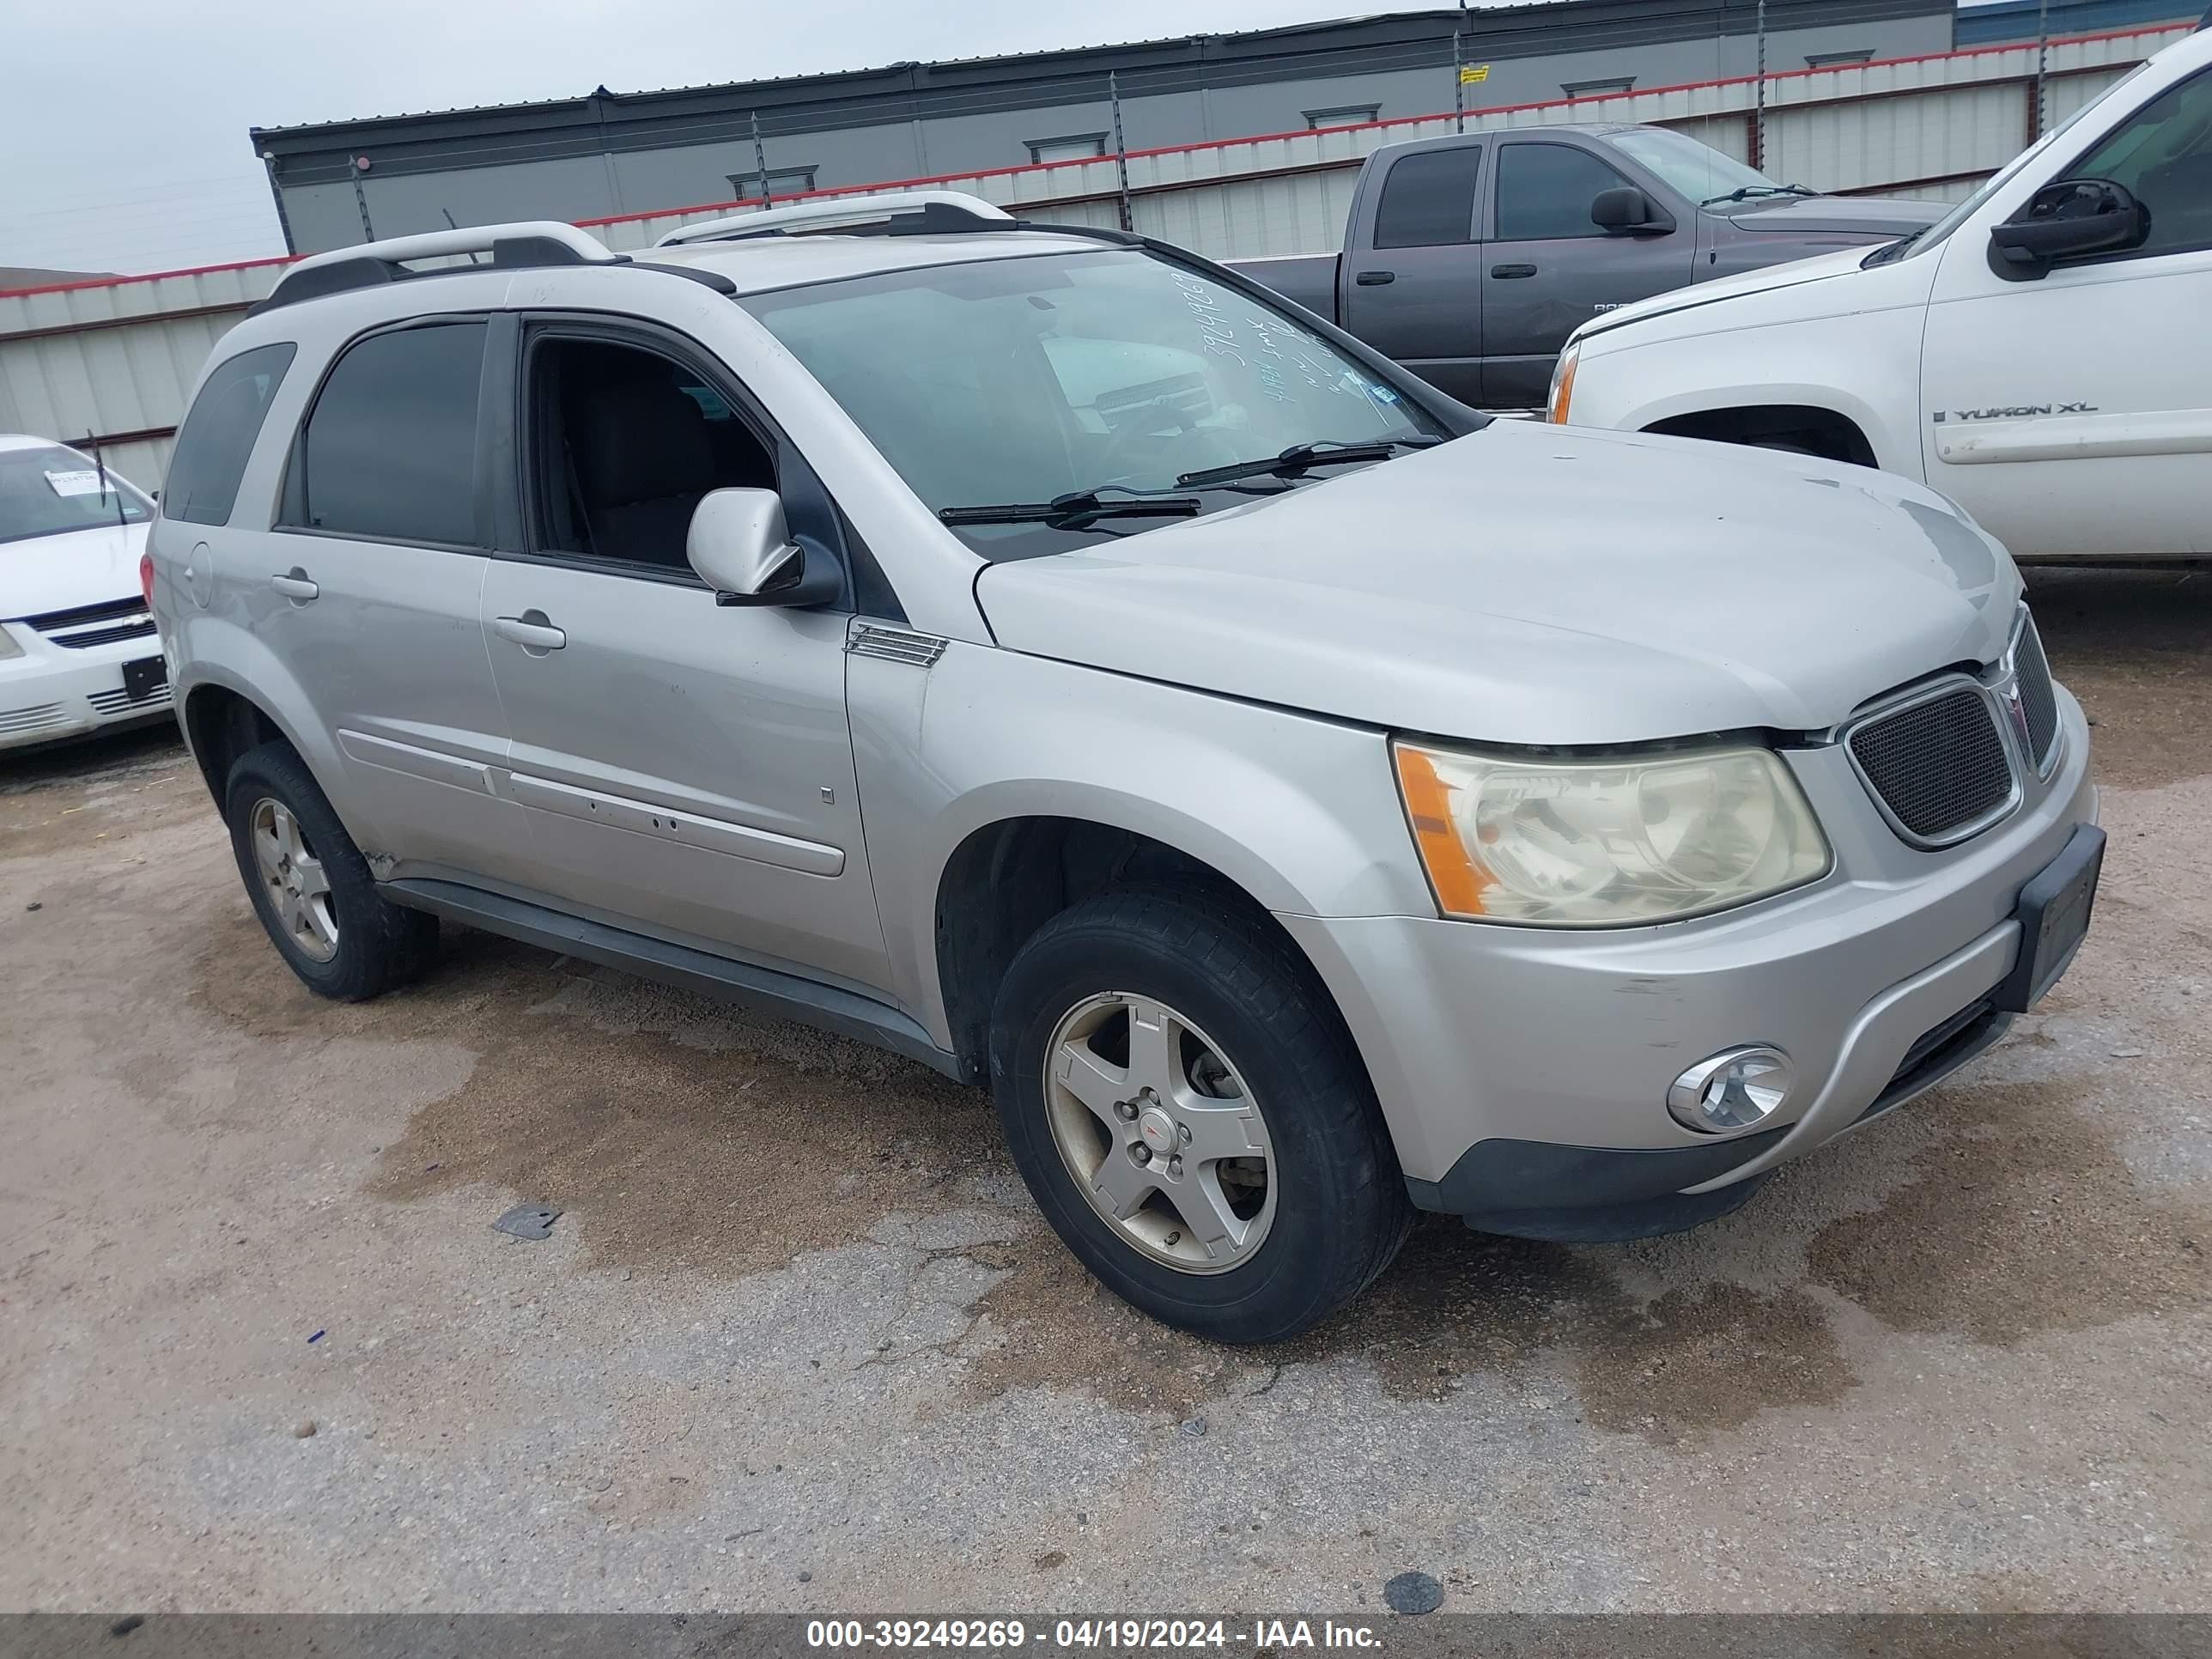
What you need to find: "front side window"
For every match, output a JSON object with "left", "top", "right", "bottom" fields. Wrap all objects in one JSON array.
[
  {"left": 163, "top": 342, "right": 296, "bottom": 526},
  {"left": 2064, "top": 67, "right": 2212, "bottom": 258},
  {"left": 0, "top": 444, "right": 153, "bottom": 547},
  {"left": 289, "top": 322, "right": 486, "bottom": 546},
  {"left": 741, "top": 249, "right": 1448, "bottom": 561},
  {"left": 1372, "top": 147, "right": 1481, "bottom": 248},
  {"left": 524, "top": 336, "right": 777, "bottom": 575},
  {"left": 1495, "top": 143, "right": 1635, "bottom": 240}
]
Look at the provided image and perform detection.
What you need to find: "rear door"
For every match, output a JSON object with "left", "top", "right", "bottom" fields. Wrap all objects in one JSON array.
[
  {"left": 478, "top": 317, "right": 892, "bottom": 995},
  {"left": 1919, "top": 63, "right": 2212, "bottom": 558},
  {"left": 238, "top": 315, "right": 532, "bottom": 880},
  {"left": 1480, "top": 136, "right": 1698, "bottom": 407},
  {"left": 1340, "top": 143, "right": 1486, "bottom": 403}
]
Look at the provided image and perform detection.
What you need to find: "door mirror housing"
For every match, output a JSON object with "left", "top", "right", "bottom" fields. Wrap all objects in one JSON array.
[
  {"left": 686, "top": 488, "right": 840, "bottom": 608},
  {"left": 1988, "top": 178, "right": 2148, "bottom": 279},
  {"left": 1590, "top": 185, "right": 1673, "bottom": 234}
]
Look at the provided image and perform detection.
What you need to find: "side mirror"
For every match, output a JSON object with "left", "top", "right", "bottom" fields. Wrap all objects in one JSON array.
[
  {"left": 1988, "top": 178, "right": 2148, "bottom": 278},
  {"left": 1591, "top": 185, "right": 1671, "bottom": 234},
  {"left": 686, "top": 488, "right": 840, "bottom": 608}
]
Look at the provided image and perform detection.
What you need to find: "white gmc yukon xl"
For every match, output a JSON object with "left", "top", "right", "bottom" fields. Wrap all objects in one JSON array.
[{"left": 1550, "top": 25, "right": 2212, "bottom": 563}]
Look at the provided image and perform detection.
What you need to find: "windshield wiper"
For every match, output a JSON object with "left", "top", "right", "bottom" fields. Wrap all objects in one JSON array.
[
  {"left": 1862, "top": 226, "right": 1927, "bottom": 267},
  {"left": 1700, "top": 183, "right": 1819, "bottom": 206},
  {"left": 1175, "top": 436, "right": 1441, "bottom": 489},
  {"left": 938, "top": 488, "right": 1203, "bottom": 527}
]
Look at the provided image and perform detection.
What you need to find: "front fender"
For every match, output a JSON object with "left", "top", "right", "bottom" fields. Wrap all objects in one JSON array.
[
  {"left": 1573, "top": 305, "right": 1926, "bottom": 478},
  {"left": 848, "top": 641, "right": 1436, "bottom": 1048}
]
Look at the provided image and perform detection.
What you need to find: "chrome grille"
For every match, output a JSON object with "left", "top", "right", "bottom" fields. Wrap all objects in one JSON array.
[
  {"left": 1847, "top": 684, "right": 2014, "bottom": 846},
  {"left": 2012, "top": 613, "right": 2058, "bottom": 770},
  {"left": 28, "top": 597, "right": 155, "bottom": 651}
]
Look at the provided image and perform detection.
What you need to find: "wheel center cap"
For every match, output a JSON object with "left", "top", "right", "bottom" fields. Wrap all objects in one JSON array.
[{"left": 1136, "top": 1106, "right": 1177, "bottom": 1154}]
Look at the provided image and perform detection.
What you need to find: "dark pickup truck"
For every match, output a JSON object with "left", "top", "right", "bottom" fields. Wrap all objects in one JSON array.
[{"left": 1235, "top": 122, "right": 1943, "bottom": 408}]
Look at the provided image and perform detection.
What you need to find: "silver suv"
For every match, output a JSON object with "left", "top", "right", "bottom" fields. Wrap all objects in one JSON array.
[{"left": 149, "top": 194, "right": 2101, "bottom": 1342}]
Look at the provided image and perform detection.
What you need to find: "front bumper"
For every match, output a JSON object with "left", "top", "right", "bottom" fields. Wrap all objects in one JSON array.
[
  {"left": 1280, "top": 689, "right": 2097, "bottom": 1238},
  {"left": 0, "top": 622, "right": 174, "bottom": 751}
]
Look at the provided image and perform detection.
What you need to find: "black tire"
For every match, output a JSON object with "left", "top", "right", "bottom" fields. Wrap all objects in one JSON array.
[
  {"left": 223, "top": 740, "right": 437, "bottom": 1001},
  {"left": 990, "top": 889, "right": 1412, "bottom": 1344}
]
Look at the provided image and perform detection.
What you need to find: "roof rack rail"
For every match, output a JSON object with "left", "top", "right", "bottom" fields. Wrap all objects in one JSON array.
[
  {"left": 653, "top": 191, "right": 1014, "bottom": 247},
  {"left": 253, "top": 220, "right": 619, "bottom": 313}
]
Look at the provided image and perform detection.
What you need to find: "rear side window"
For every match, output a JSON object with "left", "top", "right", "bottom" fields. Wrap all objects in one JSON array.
[
  {"left": 288, "top": 322, "right": 487, "bottom": 546},
  {"left": 1373, "top": 148, "right": 1482, "bottom": 248},
  {"left": 163, "top": 343, "right": 296, "bottom": 526},
  {"left": 1496, "top": 143, "right": 1634, "bottom": 240}
]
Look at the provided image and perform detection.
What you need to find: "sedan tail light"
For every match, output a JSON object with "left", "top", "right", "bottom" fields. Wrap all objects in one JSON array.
[{"left": 139, "top": 550, "right": 155, "bottom": 607}]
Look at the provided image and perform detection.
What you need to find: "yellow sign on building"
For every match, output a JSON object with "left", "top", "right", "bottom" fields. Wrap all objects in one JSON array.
[{"left": 1460, "top": 64, "right": 1491, "bottom": 84}]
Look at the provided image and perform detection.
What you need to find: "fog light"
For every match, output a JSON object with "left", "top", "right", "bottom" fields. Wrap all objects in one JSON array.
[{"left": 1668, "top": 1046, "right": 1793, "bottom": 1134}]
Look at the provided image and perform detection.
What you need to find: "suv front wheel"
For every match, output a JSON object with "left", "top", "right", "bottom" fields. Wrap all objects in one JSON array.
[
  {"left": 990, "top": 890, "right": 1411, "bottom": 1343},
  {"left": 223, "top": 741, "right": 437, "bottom": 1000}
]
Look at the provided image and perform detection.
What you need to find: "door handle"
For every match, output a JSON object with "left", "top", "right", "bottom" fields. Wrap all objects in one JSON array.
[
  {"left": 270, "top": 568, "right": 319, "bottom": 602},
  {"left": 1490, "top": 263, "right": 1539, "bottom": 279},
  {"left": 494, "top": 612, "right": 567, "bottom": 652},
  {"left": 1353, "top": 270, "right": 1396, "bottom": 286}
]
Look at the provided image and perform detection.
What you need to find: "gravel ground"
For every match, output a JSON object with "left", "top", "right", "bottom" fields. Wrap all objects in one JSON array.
[{"left": 2, "top": 568, "right": 2207, "bottom": 1613}]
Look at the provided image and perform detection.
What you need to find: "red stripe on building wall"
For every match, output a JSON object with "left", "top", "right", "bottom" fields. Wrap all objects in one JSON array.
[{"left": 1, "top": 22, "right": 2188, "bottom": 301}]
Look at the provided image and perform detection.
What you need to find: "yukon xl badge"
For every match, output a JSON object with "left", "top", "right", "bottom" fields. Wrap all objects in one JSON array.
[{"left": 1931, "top": 403, "right": 2098, "bottom": 422}]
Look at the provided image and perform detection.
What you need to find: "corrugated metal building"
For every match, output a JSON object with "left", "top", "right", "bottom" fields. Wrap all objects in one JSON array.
[
  {"left": 252, "top": 0, "right": 1958, "bottom": 254},
  {"left": 2, "top": 15, "right": 2193, "bottom": 491}
]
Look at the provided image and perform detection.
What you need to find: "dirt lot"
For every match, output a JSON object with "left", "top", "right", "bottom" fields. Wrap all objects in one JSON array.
[{"left": 3, "top": 569, "right": 2208, "bottom": 1613}]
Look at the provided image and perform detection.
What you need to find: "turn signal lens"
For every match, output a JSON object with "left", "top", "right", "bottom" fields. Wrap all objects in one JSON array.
[
  {"left": 1392, "top": 738, "right": 1830, "bottom": 927},
  {"left": 1547, "top": 346, "right": 1579, "bottom": 425}
]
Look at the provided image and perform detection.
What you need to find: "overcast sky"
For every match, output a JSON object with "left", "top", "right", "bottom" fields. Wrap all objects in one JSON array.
[{"left": 2, "top": 0, "right": 1577, "bottom": 276}]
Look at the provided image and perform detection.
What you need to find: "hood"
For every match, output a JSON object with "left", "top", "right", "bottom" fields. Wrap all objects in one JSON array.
[
  {"left": 975, "top": 423, "right": 2020, "bottom": 747},
  {"left": 1721, "top": 193, "right": 1945, "bottom": 238},
  {"left": 1573, "top": 242, "right": 1877, "bottom": 342},
  {"left": 1, "top": 520, "right": 149, "bottom": 621}
]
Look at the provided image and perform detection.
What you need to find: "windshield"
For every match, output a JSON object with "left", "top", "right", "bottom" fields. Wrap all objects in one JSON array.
[
  {"left": 1600, "top": 127, "right": 1784, "bottom": 204},
  {"left": 740, "top": 248, "right": 1449, "bottom": 560},
  {"left": 0, "top": 446, "right": 152, "bottom": 547},
  {"left": 1888, "top": 63, "right": 2152, "bottom": 263}
]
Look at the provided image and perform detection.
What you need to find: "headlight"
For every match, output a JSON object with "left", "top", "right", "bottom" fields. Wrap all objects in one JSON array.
[
  {"left": 1547, "top": 344, "right": 1578, "bottom": 425},
  {"left": 0, "top": 624, "right": 23, "bottom": 661},
  {"left": 1394, "top": 739, "right": 1831, "bottom": 926}
]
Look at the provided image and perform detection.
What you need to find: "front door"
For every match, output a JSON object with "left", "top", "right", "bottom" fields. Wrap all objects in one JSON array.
[
  {"left": 1920, "top": 64, "right": 2212, "bottom": 559},
  {"left": 1480, "top": 137, "right": 1696, "bottom": 407},
  {"left": 481, "top": 323, "right": 891, "bottom": 995},
  {"left": 243, "top": 315, "right": 534, "bottom": 883},
  {"left": 1340, "top": 143, "right": 1486, "bottom": 404}
]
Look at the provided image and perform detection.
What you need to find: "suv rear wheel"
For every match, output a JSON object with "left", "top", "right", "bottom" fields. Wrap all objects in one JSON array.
[
  {"left": 223, "top": 742, "right": 437, "bottom": 1000},
  {"left": 990, "top": 890, "right": 1410, "bottom": 1343}
]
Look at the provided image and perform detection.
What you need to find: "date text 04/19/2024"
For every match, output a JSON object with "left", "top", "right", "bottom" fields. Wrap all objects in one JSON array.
[{"left": 805, "top": 1620, "right": 1384, "bottom": 1650}]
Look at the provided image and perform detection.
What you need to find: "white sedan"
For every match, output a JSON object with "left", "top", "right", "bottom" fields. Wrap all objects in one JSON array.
[{"left": 0, "top": 435, "right": 172, "bottom": 751}]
